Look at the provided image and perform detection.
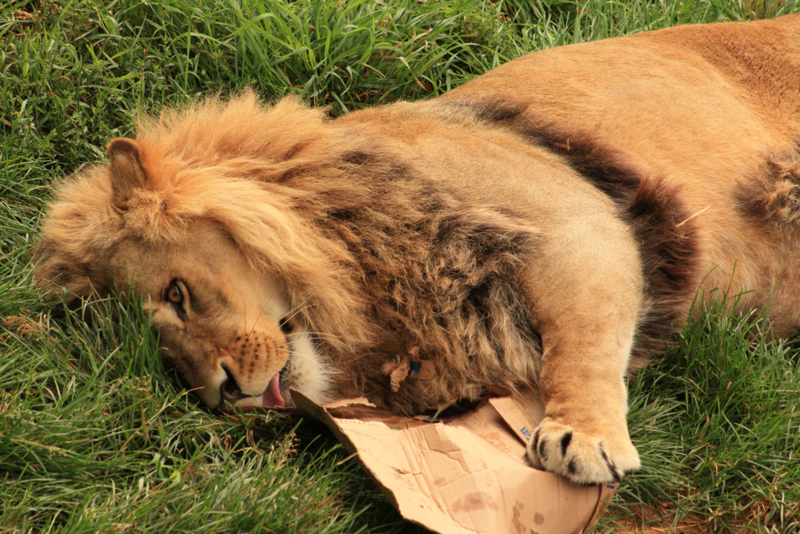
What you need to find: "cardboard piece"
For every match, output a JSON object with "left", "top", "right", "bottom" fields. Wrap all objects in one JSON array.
[{"left": 291, "top": 390, "right": 618, "bottom": 534}]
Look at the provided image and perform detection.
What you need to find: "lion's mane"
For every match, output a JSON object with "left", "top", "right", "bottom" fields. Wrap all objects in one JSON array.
[{"left": 37, "top": 91, "right": 549, "bottom": 412}]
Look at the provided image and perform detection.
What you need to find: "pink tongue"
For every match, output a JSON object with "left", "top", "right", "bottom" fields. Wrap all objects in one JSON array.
[{"left": 261, "top": 374, "right": 285, "bottom": 407}]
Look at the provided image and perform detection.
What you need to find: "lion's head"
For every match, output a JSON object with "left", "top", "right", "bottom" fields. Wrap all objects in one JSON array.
[
  {"left": 36, "top": 90, "right": 547, "bottom": 416},
  {"left": 34, "top": 92, "right": 381, "bottom": 410}
]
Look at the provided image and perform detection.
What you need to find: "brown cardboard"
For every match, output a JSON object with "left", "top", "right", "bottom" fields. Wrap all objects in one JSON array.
[{"left": 291, "top": 390, "right": 618, "bottom": 534}]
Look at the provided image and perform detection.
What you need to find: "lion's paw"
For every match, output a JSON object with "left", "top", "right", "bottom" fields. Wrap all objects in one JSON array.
[{"left": 525, "top": 418, "right": 640, "bottom": 485}]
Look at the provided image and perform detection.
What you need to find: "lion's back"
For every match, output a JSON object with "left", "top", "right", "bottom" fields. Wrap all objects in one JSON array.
[{"left": 423, "top": 15, "right": 800, "bottom": 336}]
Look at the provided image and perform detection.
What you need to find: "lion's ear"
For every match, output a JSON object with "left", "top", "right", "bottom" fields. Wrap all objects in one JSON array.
[{"left": 107, "top": 138, "right": 148, "bottom": 210}]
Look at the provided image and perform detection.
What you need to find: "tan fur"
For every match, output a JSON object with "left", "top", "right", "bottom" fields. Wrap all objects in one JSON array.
[{"left": 36, "top": 15, "right": 800, "bottom": 484}]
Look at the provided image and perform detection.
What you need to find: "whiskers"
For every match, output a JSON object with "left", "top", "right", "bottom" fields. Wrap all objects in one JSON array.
[
  {"left": 267, "top": 296, "right": 342, "bottom": 345},
  {"left": 236, "top": 275, "right": 342, "bottom": 354},
  {"left": 293, "top": 329, "right": 341, "bottom": 344},
  {"left": 281, "top": 297, "right": 314, "bottom": 325}
]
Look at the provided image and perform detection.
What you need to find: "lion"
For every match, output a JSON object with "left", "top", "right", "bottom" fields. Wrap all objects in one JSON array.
[{"left": 35, "top": 15, "right": 800, "bottom": 485}]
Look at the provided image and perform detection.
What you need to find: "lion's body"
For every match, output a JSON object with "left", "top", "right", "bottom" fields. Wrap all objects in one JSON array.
[{"left": 36, "top": 15, "right": 800, "bottom": 484}]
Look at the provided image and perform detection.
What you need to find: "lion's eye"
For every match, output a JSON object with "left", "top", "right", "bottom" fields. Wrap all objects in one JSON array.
[
  {"left": 165, "top": 281, "right": 188, "bottom": 320},
  {"left": 167, "top": 283, "right": 183, "bottom": 304}
]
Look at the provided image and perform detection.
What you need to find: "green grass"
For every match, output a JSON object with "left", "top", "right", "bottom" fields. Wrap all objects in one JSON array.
[
  {"left": 617, "top": 292, "right": 800, "bottom": 532},
  {"left": 2, "top": 0, "right": 800, "bottom": 532}
]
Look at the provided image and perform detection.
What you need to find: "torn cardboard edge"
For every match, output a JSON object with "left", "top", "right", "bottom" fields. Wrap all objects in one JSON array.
[{"left": 290, "top": 390, "right": 618, "bottom": 534}]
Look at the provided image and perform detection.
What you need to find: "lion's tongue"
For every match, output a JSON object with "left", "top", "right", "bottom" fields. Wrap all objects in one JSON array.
[{"left": 261, "top": 373, "right": 285, "bottom": 408}]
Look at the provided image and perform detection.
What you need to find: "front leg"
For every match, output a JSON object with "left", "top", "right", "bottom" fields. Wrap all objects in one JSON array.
[
  {"left": 526, "top": 316, "right": 641, "bottom": 484},
  {"left": 522, "top": 220, "right": 644, "bottom": 484}
]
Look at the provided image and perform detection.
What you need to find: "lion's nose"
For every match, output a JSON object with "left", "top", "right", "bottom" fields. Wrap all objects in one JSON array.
[{"left": 220, "top": 366, "right": 243, "bottom": 401}]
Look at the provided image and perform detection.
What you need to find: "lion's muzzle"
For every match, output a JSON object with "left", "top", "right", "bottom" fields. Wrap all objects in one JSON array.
[
  {"left": 216, "top": 328, "right": 289, "bottom": 410},
  {"left": 219, "top": 364, "right": 286, "bottom": 408}
]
